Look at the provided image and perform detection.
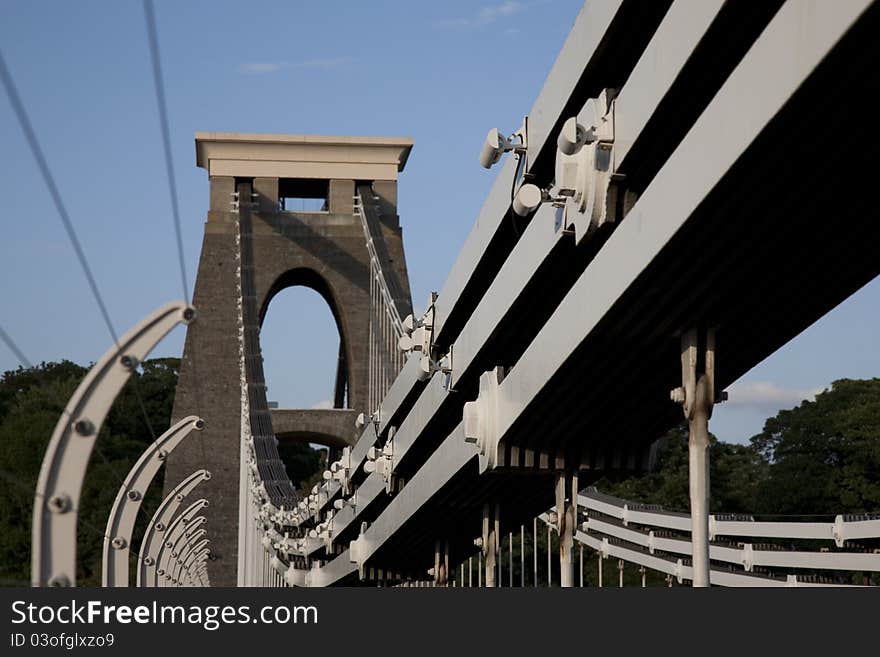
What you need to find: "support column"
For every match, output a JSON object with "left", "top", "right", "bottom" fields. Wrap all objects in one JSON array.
[
  {"left": 532, "top": 517, "right": 538, "bottom": 587},
  {"left": 482, "top": 502, "right": 498, "bottom": 587},
  {"left": 556, "top": 471, "right": 577, "bottom": 587},
  {"left": 671, "top": 328, "right": 719, "bottom": 588}
]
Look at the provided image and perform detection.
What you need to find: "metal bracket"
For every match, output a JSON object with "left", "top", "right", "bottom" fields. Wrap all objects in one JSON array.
[
  {"left": 398, "top": 293, "right": 438, "bottom": 379},
  {"left": 463, "top": 367, "right": 505, "bottom": 473},
  {"left": 31, "top": 301, "right": 195, "bottom": 587},
  {"left": 102, "top": 415, "right": 205, "bottom": 587},
  {"left": 553, "top": 89, "right": 616, "bottom": 243}
]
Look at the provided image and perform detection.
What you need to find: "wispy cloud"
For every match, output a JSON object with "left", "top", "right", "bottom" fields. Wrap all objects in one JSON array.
[
  {"left": 724, "top": 381, "right": 825, "bottom": 410},
  {"left": 237, "top": 57, "right": 354, "bottom": 75},
  {"left": 435, "top": 1, "right": 528, "bottom": 29},
  {"left": 310, "top": 399, "right": 334, "bottom": 410},
  {"left": 238, "top": 62, "right": 284, "bottom": 74}
]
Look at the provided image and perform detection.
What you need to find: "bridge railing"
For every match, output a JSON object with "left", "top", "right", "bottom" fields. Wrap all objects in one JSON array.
[
  {"left": 574, "top": 489, "right": 880, "bottom": 587},
  {"left": 354, "top": 190, "right": 408, "bottom": 416}
]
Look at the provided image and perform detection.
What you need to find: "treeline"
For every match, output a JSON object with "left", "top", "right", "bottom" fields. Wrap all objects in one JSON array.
[
  {"left": 0, "top": 359, "right": 324, "bottom": 586},
  {"left": 599, "top": 378, "right": 880, "bottom": 518},
  {"left": 1, "top": 361, "right": 878, "bottom": 586}
]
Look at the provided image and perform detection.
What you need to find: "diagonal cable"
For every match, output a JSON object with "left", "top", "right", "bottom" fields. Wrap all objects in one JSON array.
[
  {"left": 143, "top": 0, "right": 189, "bottom": 304},
  {"left": 0, "top": 48, "right": 119, "bottom": 344}
]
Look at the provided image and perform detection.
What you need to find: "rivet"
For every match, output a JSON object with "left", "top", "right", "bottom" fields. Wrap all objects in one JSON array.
[
  {"left": 48, "top": 574, "right": 71, "bottom": 587},
  {"left": 127, "top": 490, "right": 141, "bottom": 501},
  {"left": 47, "top": 494, "right": 71, "bottom": 514},
  {"left": 73, "top": 419, "right": 95, "bottom": 436},
  {"left": 111, "top": 536, "right": 127, "bottom": 550}
]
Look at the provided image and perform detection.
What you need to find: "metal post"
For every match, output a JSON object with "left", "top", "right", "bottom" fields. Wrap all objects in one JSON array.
[
  {"left": 557, "top": 472, "right": 576, "bottom": 587},
  {"left": 31, "top": 301, "right": 194, "bottom": 587},
  {"left": 579, "top": 545, "right": 584, "bottom": 587},
  {"left": 618, "top": 559, "right": 624, "bottom": 588},
  {"left": 103, "top": 416, "right": 204, "bottom": 587},
  {"left": 640, "top": 565, "right": 646, "bottom": 588},
  {"left": 509, "top": 531, "right": 513, "bottom": 587},
  {"left": 482, "top": 502, "right": 496, "bottom": 587},
  {"left": 520, "top": 525, "right": 525, "bottom": 587},
  {"left": 137, "top": 469, "right": 210, "bottom": 587},
  {"left": 546, "top": 522, "right": 551, "bottom": 587},
  {"left": 672, "top": 328, "right": 716, "bottom": 588},
  {"left": 598, "top": 554, "right": 603, "bottom": 588},
  {"left": 533, "top": 516, "right": 538, "bottom": 587}
]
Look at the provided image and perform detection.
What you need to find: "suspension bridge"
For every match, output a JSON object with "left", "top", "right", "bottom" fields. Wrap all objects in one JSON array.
[{"left": 5, "top": 0, "right": 880, "bottom": 588}]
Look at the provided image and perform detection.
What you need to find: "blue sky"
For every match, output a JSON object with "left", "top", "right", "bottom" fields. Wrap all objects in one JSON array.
[{"left": 2, "top": 0, "right": 878, "bottom": 445}]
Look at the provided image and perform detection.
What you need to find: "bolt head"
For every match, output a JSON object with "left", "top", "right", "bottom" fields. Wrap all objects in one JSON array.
[
  {"left": 47, "top": 494, "right": 71, "bottom": 514},
  {"left": 127, "top": 490, "right": 141, "bottom": 501},
  {"left": 193, "top": 418, "right": 206, "bottom": 431},
  {"left": 73, "top": 418, "right": 95, "bottom": 436},
  {"left": 155, "top": 522, "right": 166, "bottom": 531},
  {"left": 156, "top": 450, "right": 168, "bottom": 461},
  {"left": 182, "top": 307, "right": 197, "bottom": 323},
  {"left": 48, "top": 574, "right": 71, "bottom": 587},
  {"left": 119, "top": 354, "right": 139, "bottom": 370},
  {"left": 111, "top": 536, "right": 127, "bottom": 550}
]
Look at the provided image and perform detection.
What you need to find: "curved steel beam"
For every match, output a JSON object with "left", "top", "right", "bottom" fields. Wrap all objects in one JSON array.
[
  {"left": 180, "top": 548, "right": 210, "bottom": 588},
  {"left": 183, "top": 547, "right": 211, "bottom": 587},
  {"left": 32, "top": 301, "right": 195, "bottom": 587},
  {"left": 154, "top": 499, "right": 207, "bottom": 587},
  {"left": 176, "top": 539, "right": 209, "bottom": 585},
  {"left": 161, "top": 522, "right": 205, "bottom": 587},
  {"left": 137, "top": 469, "right": 210, "bottom": 587},
  {"left": 170, "top": 531, "right": 207, "bottom": 585},
  {"left": 102, "top": 416, "right": 205, "bottom": 587}
]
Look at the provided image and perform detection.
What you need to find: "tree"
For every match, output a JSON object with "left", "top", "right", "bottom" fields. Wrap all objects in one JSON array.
[
  {"left": 0, "top": 359, "right": 180, "bottom": 586},
  {"left": 599, "top": 425, "right": 766, "bottom": 515},
  {"left": 751, "top": 378, "right": 880, "bottom": 516}
]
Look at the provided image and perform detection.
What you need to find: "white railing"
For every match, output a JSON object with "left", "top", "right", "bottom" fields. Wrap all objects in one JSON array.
[
  {"left": 576, "top": 489, "right": 880, "bottom": 586},
  {"left": 355, "top": 192, "right": 408, "bottom": 415}
]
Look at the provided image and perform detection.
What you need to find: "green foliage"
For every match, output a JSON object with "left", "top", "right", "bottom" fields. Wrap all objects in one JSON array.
[
  {"left": 600, "top": 378, "right": 880, "bottom": 520},
  {"left": 1, "top": 360, "right": 877, "bottom": 587},
  {"left": 0, "top": 358, "right": 327, "bottom": 586},
  {"left": 0, "top": 359, "right": 180, "bottom": 586},
  {"left": 276, "top": 441, "right": 326, "bottom": 496},
  {"left": 751, "top": 378, "right": 880, "bottom": 515}
]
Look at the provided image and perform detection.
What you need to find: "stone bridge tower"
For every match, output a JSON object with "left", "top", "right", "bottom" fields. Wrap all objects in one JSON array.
[{"left": 164, "top": 133, "right": 414, "bottom": 585}]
